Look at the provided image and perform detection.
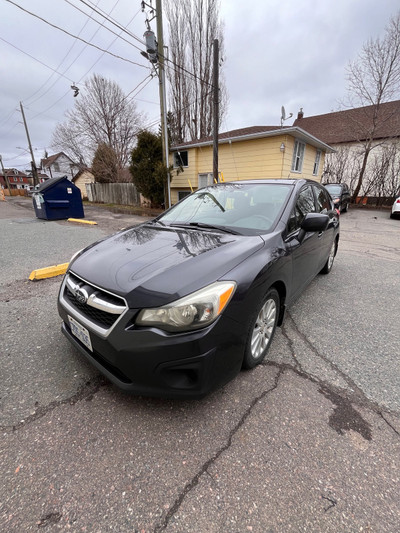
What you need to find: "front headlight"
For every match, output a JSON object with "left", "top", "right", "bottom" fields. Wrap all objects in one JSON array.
[{"left": 136, "top": 281, "right": 236, "bottom": 332}]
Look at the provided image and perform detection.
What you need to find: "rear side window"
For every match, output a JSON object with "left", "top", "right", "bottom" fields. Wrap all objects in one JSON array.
[
  {"left": 288, "top": 185, "right": 315, "bottom": 233},
  {"left": 314, "top": 186, "right": 331, "bottom": 213}
]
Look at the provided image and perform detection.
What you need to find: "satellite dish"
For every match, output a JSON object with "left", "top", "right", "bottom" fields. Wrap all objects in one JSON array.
[{"left": 280, "top": 105, "right": 293, "bottom": 128}]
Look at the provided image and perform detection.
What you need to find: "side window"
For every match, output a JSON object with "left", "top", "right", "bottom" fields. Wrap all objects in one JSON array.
[
  {"left": 314, "top": 186, "right": 331, "bottom": 213},
  {"left": 173, "top": 151, "right": 188, "bottom": 168},
  {"left": 288, "top": 186, "right": 315, "bottom": 233},
  {"left": 313, "top": 150, "right": 321, "bottom": 175},
  {"left": 291, "top": 140, "right": 306, "bottom": 172}
]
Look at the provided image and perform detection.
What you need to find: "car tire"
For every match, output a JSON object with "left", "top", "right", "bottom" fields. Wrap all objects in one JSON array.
[
  {"left": 242, "top": 288, "right": 280, "bottom": 370},
  {"left": 342, "top": 202, "right": 348, "bottom": 213},
  {"left": 320, "top": 240, "right": 336, "bottom": 275}
]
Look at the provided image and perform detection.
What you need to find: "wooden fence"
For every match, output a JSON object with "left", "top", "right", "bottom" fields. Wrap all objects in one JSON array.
[
  {"left": 86, "top": 183, "right": 141, "bottom": 206},
  {"left": 3, "top": 189, "right": 28, "bottom": 196}
]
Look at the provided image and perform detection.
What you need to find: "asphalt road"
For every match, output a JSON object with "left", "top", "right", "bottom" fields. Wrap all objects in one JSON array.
[{"left": 1, "top": 197, "right": 399, "bottom": 532}]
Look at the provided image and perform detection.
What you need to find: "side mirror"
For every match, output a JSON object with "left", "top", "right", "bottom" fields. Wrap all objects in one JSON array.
[{"left": 297, "top": 213, "right": 329, "bottom": 243}]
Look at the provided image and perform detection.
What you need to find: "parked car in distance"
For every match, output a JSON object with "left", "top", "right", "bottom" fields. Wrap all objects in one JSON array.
[
  {"left": 324, "top": 183, "right": 351, "bottom": 213},
  {"left": 58, "top": 179, "right": 340, "bottom": 399},
  {"left": 391, "top": 196, "right": 400, "bottom": 218}
]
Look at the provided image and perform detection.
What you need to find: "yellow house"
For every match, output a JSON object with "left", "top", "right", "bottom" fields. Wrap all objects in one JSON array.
[
  {"left": 72, "top": 168, "right": 95, "bottom": 199},
  {"left": 169, "top": 126, "right": 334, "bottom": 204}
]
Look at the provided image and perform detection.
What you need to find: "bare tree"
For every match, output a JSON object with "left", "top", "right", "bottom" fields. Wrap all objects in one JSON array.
[
  {"left": 165, "top": 0, "right": 228, "bottom": 143},
  {"left": 364, "top": 141, "right": 400, "bottom": 201},
  {"left": 92, "top": 143, "right": 119, "bottom": 183},
  {"left": 52, "top": 74, "right": 144, "bottom": 169},
  {"left": 346, "top": 11, "right": 400, "bottom": 201}
]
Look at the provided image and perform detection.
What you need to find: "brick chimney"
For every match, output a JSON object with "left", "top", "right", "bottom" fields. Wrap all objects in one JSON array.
[{"left": 297, "top": 108, "right": 304, "bottom": 120}]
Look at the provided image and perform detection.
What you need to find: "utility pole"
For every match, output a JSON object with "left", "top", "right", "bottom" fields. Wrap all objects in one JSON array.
[
  {"left": 0, "top": 154, "right": 13, "bottom": 196},
  {"left": 155, "top": 0, "right": 170, "bottom": 208},
  {"left": 212, "top": 39, "right": 219, "bottom": 183},
  {"left": 143, "top": 0, "right": 170, "bottom": 208},
  {"left": 19, "top": 102, "right": 39, "bottom": 187}
]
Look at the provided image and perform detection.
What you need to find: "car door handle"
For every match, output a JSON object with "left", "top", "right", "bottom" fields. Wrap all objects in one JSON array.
[{"left": 318, "top": 231, "right": 324, "bottom": 237}]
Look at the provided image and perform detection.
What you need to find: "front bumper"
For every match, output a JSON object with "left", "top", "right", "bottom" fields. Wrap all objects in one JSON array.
[{"left": 58, "top": 285, "right": 245, "bottom": 399}]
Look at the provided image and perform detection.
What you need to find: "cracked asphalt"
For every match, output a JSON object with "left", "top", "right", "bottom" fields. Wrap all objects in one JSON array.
[{"left": 1, "top": 198, "right": 399, "bottom": 532}]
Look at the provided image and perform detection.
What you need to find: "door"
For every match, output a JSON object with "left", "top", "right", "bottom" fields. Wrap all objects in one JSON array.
[
  {"left": 286, "top": 185, "right": 321, "bottom": 299},
  {"left": 313, "top": 184, "right": 338, "bottom": 268}
]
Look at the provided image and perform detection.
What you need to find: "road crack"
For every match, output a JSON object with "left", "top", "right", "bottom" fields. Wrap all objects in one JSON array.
[
  {"left": 379, "top": 412, "right": 400, "bottom": 437},
  {"left": 0, "top": 377, "right": 108, "bottom": 432},
  {"left": 286, "top": 312, "right": 367, "bottom": 402},
  {"left": 154, "top": 367, "right": 284, "bottom": 532}
]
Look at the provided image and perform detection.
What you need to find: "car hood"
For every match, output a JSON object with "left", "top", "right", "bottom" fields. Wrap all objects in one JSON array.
[{"left": 70, "top": 223, "right": 264, "bottom": 307}]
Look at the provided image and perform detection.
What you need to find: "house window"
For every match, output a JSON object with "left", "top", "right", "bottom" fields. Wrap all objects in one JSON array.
[
  {"left": 53, "top": 162, "right": 60, "bottom": 172},
  {"left": 198, "top": 173, "right": 213, "bottom": 188},
  {"left": 178, "top": 191, "right": 191, "bottom": 201},
  {"left": 313, "top": 150, "right": 321, "bottom": 175},
  {"left": 291, "top": 140, "right": 305, "bottom": 172},
  {"left": 173, "top": 151, "right": 188, "bottom": 168}
]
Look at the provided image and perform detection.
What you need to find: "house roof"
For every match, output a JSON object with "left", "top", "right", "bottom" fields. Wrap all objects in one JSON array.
[
  {"left": 1, "top": 168, "right": 28, "bottom": 177},
  {"left": 171, "top": 125, "right": 334, "bottom": 153},
  {"left": 41, "top": 152, "right": 74, "bottom": 168},
  {"left": 72, "top": 168, "right": 93, "bottom": 182},
  {"left": 292, "top": 100, "right": 400, "bottom": 144}
]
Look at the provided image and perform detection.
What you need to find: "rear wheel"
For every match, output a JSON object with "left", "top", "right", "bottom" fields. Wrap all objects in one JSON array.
[
  {"left": 242, "top": 288, "right": 279, "bottom": 369},
  {"left": 320, "top": 240, "right": 336, "bottom": 274}
]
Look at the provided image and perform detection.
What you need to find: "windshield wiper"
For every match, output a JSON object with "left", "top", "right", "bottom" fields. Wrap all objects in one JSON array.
[{"left": 170, "top": 222, "right": 241, "bottom": 235}]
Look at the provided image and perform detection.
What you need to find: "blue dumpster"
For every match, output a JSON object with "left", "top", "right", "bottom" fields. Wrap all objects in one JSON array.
[{"left": 32, "top": 176, "right": 84, "bottom": 220}]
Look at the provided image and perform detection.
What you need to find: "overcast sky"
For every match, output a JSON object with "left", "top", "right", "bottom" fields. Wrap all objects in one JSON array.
[{"left": 1, "top": 0, "right": 399, "bottom": 171}]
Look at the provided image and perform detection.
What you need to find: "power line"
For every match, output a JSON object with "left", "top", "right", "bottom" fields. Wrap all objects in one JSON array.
[
  {"left": 25, "top": 0, "right": 106, "bottom": 104},
  {"left": 78, "top": 0, "right": 146, "bottom": 47},
  {"left": 26, "top": 7, "right": 143, "bottom": 122},
  {"left": 0, "top": 36, "right": 75, "bottom": 83},
  {"left": 5, "top": 0, "right": 150, "bottom": 70},
  {"left": 77, "top": 0, "right": 214, "bottom": 89},
  {"left": 65, "top": 0, "right": 145, "bottom": 54},
  {"left": 49, "top": 75, "right": 158, "bottom": 148},
  {"left": 0, "top": 108, "right": 18, "bottom": 128},
  {"left": 24, "top": 0, "right": 105, "bottom": 105}
]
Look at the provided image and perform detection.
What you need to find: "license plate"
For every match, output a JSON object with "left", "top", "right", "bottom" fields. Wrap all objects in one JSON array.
[{"left": 68, "top": 315, "right": 93, "bottom": 352}]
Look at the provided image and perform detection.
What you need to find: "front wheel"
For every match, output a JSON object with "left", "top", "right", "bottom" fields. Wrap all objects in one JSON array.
[
  {"left": 320, "top": 240, "right": 336, "bottom": 274},
  {"left": 242, "top": 288, "right": 280, "bottom": 369}
]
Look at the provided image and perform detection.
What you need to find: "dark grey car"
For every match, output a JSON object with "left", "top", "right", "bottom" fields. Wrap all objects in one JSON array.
[{"left": 324, "top": 183, "right": 351, "bottom": 213}]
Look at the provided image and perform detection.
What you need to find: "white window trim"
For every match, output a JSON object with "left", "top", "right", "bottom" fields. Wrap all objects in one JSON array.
[
  {"left": 291, "top": 140, "right": 306, "bottom": 173},
  {"left": 313, "top": 150, "right": 321, "bottom": 176}
]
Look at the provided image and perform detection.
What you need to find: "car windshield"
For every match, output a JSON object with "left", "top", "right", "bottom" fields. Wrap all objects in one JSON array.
[
  {"left": 159, "top": 183, "right": 292, "bottom": 234},
  {"left": 325, "top": 184, "right": 342, "bottom": 195}
]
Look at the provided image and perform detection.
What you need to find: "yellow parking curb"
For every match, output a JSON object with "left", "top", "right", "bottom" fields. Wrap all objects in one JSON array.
[
  {"left": 29, "top": 262, "right": 69, "bottom": 281},
  {"left": 68, "top": 218, "right": 97, "bottom": 225}
]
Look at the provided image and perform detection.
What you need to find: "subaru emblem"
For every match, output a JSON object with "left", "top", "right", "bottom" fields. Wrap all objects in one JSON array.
[{"left": 75, "top": 288, "right": 88, "bottom": 304}]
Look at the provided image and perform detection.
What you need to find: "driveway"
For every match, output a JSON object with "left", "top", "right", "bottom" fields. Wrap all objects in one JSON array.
[{"left": 1, "top": 198, "right": 399, "bottom": 532}]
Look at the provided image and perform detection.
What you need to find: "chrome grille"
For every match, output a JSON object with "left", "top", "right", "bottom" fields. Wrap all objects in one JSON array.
[
  {"left": 65, "top": 288, "right": 117, "bottom": 328},
  {"left": 62, "top": 272, "right": 127, "bottom": 333}
]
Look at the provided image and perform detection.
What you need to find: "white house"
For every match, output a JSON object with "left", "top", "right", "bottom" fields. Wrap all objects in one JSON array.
[{"left": 40, "top": 152, "right": 79, "bottom": 180}]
